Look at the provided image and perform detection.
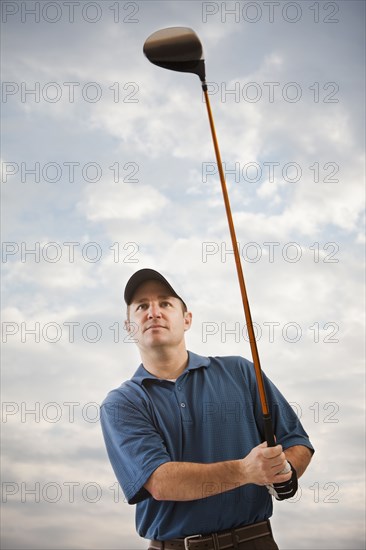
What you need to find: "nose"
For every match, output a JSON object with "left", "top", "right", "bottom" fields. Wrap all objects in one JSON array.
[{"left": 147, "top": 302, "right": 162, "bottom": 319}]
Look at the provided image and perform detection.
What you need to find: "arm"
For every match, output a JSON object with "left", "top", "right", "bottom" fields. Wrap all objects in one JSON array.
[
  {"left": 145, "top": 442, "right": 292, "bottom": 501},
  {"left": 284, "top": 445, "right": 313, "bottom": 478}
]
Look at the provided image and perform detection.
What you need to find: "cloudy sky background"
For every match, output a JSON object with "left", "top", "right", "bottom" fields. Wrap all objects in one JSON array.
[{"left": 1, "top": 1, "right": 365, "bottom": 548}]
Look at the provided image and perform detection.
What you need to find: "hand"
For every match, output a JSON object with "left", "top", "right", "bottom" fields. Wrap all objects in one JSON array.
[
  {"left": 267, "top": 461, "right": 298, "bottom": 500},
  {"left": 241, "top": 442, "right": 293, "bottom": 486}
]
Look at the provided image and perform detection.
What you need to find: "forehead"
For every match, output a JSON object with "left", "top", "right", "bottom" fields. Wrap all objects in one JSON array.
[{"left": 130, "top": 279, "right": 174, "bottom": 302}]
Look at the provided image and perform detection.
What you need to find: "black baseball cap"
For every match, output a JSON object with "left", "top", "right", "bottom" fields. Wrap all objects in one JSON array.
[{"left": 124, "top": 268, "right": 187, "bottom": 310}]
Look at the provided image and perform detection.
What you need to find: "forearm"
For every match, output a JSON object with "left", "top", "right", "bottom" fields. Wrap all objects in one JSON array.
[
  {"left": 145, "top": 460, "right": 243, "bottom": 501},
  {"left": 284, "top": 445, "right": 313, "bottom": 478},
  {"left": 145, "top": 442, "right": 293, "bottom": 501}
]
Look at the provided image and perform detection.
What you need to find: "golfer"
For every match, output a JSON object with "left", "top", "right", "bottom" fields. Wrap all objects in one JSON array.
[{"left": 100, "top": 268, "right": 314, "bottom": 550}]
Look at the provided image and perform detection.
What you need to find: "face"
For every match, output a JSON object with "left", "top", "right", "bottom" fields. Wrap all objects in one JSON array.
[{"left": 126, "top": 280, "right": 192, "bottom": 354}]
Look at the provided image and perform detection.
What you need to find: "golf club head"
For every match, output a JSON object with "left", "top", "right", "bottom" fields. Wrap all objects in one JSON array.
[{"left": 143, "top": 27, "right": 206, "bottom": 83}]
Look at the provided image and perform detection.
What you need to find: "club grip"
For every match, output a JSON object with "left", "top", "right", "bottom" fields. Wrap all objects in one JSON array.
[{"left": 263, "top": 414, "right": 276, "bottom": 447}]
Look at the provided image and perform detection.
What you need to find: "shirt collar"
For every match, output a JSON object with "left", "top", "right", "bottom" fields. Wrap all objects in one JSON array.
[{"left": 131, "top": 351, "right": 210, "bottom": 386}]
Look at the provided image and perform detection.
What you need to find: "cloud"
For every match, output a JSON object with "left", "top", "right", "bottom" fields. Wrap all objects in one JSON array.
[{"left": 79, "top": 181, "right": 170, "bottom": 222}]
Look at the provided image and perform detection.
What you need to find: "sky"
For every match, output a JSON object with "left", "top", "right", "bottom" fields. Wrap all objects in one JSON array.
[{"left": 1, "top": 0, "right": 365, "bottom": 549}]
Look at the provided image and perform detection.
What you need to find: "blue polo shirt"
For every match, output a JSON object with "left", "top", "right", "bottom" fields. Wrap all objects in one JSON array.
[{"left": 100, "top": 352, "right": 314, "bottom": 540}]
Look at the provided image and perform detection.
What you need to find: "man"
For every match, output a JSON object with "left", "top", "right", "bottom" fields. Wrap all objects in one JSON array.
[{"left": 100, "top": 268, "right": 314, "bottom": 550}]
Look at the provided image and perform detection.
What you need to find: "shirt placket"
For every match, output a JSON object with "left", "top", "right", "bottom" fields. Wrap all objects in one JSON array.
[{"left": 175, "top": 376, "right": 193, "bottom": 424}]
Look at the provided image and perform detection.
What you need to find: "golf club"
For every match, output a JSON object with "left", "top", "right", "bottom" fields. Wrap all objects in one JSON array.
[{"left": 143, "top": 27, "right": 276, "bottom": 448}]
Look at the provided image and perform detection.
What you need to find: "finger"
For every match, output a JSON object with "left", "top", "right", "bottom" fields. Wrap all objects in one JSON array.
[
  {"left": 270, "top": 458, "right": 288, "bottom": 472},
  {"left": 259, "top": 470, "right": 291, "bottom": 486},
  {"left": 273, "top": 470, "right": 292, "bottom": 482},
  {"left": 271, "top": 452, "right": 288, "bottom": 468},
  {"left": 262, "top": 444, "right": 283, "bottom": 458},
  {"left": 280, "top": 460, "right": 291, "bottom": 474}
]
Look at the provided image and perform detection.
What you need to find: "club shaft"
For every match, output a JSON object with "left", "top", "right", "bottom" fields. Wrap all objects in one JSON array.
[{"left": 202, "top": 88, "right": 274, "bottom": 443}]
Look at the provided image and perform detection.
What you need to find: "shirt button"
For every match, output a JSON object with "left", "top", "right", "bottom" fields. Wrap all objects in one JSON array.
[
  {"left": 177, "top": 386, "right": 182, "bottom": 391},
  {"left": 180, "top": 402, "right": 186, "bottom": 408}
]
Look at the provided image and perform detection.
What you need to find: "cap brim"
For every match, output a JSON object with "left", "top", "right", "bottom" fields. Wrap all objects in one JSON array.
[{"left": 124, "top": 269, "right": 187, "bottom": 309}]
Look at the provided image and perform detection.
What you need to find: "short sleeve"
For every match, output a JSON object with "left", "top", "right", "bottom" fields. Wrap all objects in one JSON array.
[
  {"left": 100, "top": 389, "right": 171, "bottom": 504},
  {"left": 240, "top": 358, "right": 315, "bottom": 454},
  {"left": 263, "top": 373, "right": 315, "bottom": 453}
]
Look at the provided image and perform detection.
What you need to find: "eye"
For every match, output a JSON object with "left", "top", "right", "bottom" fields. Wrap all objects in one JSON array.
[
  {"left": 136, "top": 303, "right": 147, "bottom": 311},
  {"left": 161, "top": 301, "right": 172, "bottom": 308}
]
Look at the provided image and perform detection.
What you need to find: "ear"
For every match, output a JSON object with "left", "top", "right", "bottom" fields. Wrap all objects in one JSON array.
[
  {"left": 124, "top": 319, "right": 132, "bottom": 333},
  {"left": 183, "top": 311, "right": 192, "bottom": 331}
]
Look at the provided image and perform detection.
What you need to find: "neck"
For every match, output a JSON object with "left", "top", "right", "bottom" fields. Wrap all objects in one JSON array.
[{"left": 140, "top": 344, "right": 189, "bottom": 379}]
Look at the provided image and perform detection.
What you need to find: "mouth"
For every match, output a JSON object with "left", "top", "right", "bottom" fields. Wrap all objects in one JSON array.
[{"left": 144, "top": 325, "right": 167, "bottom": 332}]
